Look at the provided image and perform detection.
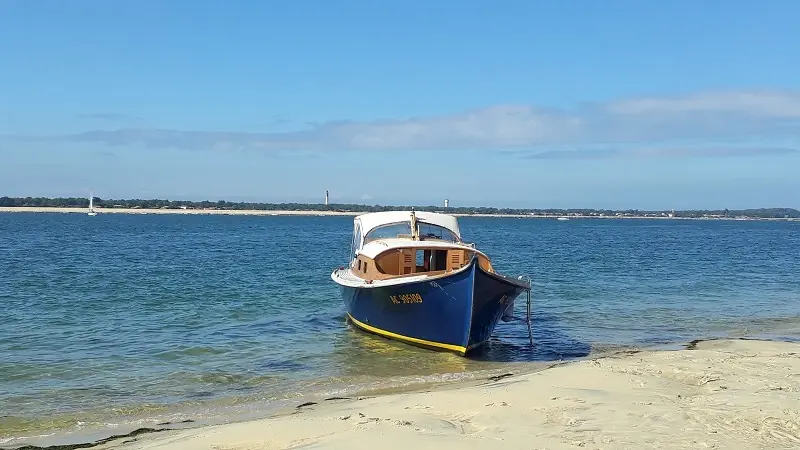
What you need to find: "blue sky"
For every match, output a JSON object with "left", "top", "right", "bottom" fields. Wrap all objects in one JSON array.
[{"left": 1, "top": 0, "right": 799, "bottom": 209}]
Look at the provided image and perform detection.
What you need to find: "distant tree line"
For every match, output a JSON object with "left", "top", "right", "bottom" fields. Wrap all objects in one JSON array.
[{"left": 0, "top": 196, "right": 798, "bottom": 218}]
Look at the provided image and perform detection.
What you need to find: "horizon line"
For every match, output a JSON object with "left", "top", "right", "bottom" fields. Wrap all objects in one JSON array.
[{"left": 1, "top": 195, "right": 798, "bottom": 214}]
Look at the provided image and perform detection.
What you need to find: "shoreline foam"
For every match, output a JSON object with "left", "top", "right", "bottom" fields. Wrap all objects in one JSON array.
[{"left": 5, "top": 338, "right": 799, "bottom": 450}]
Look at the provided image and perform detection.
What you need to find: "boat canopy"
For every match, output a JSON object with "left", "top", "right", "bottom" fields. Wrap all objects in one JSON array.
[
  {"left": 356, "top": 211, "right": 460, "bottom": 237},
  {"left": 351, "top": 211, "right": 461, "bottom": 255}
]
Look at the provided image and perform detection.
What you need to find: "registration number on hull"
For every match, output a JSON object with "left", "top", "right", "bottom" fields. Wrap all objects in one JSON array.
[{"left": 390, "top": 293, "right": 423, "bottom": 304}]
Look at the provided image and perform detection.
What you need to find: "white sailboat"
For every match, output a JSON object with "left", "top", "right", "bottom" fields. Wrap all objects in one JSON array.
[{"left": 88, "top": 192, "right": 98, "bottom": 216}]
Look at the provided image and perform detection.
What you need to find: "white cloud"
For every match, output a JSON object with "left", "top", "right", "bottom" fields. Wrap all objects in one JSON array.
[
  {"left": 606, "top": 90, "right": 800, "bottom": 116},
  {"left": 22, "top": 90, "right": 800, "bottom": 155},
  {"left": 75, "top": 113, "right": 143, "bottom": 122},
  {"left": 523, "top": 146, "right": 799, "bottom": 160}
]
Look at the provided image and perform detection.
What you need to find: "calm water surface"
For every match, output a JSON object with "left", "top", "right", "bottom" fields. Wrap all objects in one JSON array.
[{"left": 1, "top": 213, "right": 799, "bottom": 446}]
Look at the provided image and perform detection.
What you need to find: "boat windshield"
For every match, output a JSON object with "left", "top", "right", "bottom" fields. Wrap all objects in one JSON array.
[
  {"left": 364, "top": 222, "right": 412, "bottom": 244},
  {"left": 363, "top": 221, "right": 460, "bottom": 244},
  {"left": 418, "top": 222, "right": 460, "bottom": 242}
]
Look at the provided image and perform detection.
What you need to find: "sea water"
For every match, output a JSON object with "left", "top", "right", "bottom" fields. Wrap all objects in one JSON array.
[{"left": 1, "top": 213, "right": 799, "bottom": 446}]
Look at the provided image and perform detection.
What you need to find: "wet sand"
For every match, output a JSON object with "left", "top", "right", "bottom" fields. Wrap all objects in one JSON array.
[{"left": 74, "top": 338, "right": 800, "bottom": 450}]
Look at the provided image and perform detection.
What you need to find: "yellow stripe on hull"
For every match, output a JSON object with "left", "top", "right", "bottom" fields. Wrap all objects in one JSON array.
[{"left": 346, "top": 313, "right": 467, "bottom": 355}]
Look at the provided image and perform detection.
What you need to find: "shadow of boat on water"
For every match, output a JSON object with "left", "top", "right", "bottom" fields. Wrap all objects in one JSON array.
[{"left": 459, "top": 312, "right": 592, "bottom": 363}]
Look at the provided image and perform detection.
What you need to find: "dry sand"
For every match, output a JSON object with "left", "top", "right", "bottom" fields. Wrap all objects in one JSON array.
[{"left": 92, "top": 338, "right": 799, "bottom": 450}]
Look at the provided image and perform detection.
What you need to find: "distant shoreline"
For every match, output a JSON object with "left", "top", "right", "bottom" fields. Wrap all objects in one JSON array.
[
  {"left": 0, "top": 206, "right": 357, "bottom": 216},
  {"left": 1, "top": 206, "right": 798, "bottom": 221}
]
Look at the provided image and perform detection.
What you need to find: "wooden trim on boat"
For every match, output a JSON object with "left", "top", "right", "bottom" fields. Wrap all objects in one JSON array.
[{"left": 350, "top": 245, "right": 494, "bottom": 282}]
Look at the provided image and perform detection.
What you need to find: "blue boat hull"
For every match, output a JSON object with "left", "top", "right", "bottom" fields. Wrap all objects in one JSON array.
[{"left": 339, "top": 257, "right": 528, "bottom": 355}]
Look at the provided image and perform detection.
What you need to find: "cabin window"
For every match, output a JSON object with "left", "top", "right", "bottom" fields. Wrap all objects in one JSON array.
[
  {"left": 417, "top": 223, "right": 459, "bottom": 242},
  {"left": 357, "top": 259, "right": 362, "bottom": 271},
  {"left": 352, "top": 224, "right": 363, "bottom": 257},
  {"left": 364, "top": 222, "right": 412, "bottom": 244}
]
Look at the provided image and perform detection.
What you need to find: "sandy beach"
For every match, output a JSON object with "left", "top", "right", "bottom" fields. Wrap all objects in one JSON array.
[{"left": 69, "top": 338, "right": 798, "bottom": 450}]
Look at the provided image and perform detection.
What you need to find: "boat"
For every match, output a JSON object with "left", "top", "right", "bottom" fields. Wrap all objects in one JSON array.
[
  {"left": 331, "top": 210, "right": 532, "bottom": 356},
  {"left": 87, "top": 192, "right": 97, "bottom": 216},
  {"left": 557, "top": 216, "right": 569, "bottom": 221}
]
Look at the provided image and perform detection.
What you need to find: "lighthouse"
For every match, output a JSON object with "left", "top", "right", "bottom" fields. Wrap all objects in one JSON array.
[{"left": 325, "top": 190, "right": 329, "bottom": 206}]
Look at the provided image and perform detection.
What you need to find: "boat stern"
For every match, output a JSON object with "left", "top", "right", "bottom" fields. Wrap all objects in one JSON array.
[{"left": 465, "top": 258, "right": 530, "bottom": 352}]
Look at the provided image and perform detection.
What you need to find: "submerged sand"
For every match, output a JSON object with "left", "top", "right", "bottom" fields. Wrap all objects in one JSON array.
[{"left": 86, "top": 338, "right": 800, "bottom": 450}]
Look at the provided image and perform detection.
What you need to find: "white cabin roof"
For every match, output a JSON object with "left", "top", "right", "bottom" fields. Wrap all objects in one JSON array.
[
  {"left": 357, "top": 238, "right": 480, "bottom": 260},
  {"left": 354, "top": 210, "right": 461, "bottom": 239}
]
